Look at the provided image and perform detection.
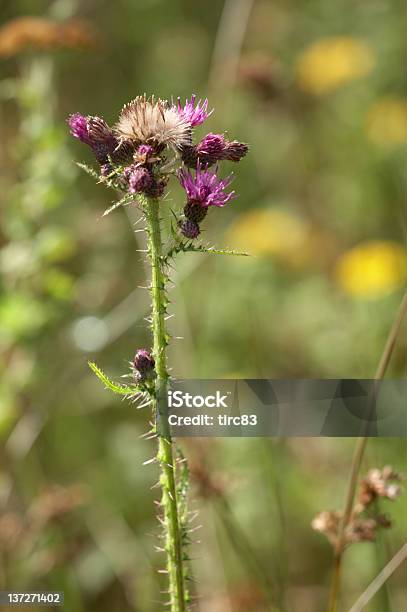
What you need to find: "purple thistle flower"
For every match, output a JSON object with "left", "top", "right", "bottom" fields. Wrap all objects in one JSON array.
[
  {"left": 179, "top": 166, "right": 235, "bottom": 208},
  {"left": 69, "top": 113, "right": 92, "bottom": 145},
  {"left": 179, "top": 219, "right": 200, "bottom": 240},
  {"left": 196, "top": 133, "right": 226, "bottom": 162},
  {"left": 138, "top": 144, "right": 155, "bottom": 157},
  {"left": 181, "top": 133, "right": 249, "bottom": 168},
  {"left": 68, "top": 113, "right": 118, "bottom": 164},
  {"left": 133, "top": 143, "right": 160, "bottom": 166},
  {"left": 176, "top": 94, "right": 212, "bottom": 127},
  {"left": 133, "top": 348, "right": 155, "bottom": 383},
  {"left": 126, "top": 166, "right": 153, "bottom": 194}
]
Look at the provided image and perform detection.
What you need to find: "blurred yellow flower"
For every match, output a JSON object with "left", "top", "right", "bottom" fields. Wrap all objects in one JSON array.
[
  {"left": 296, "top": 37, "right": 375, "bottom": 95},
  {"left": 335, "top": 241, "right": 407, "bottom": 298},
  {"left": 226, "top": 208, "right": 331, "bottom": 267},
  {"left": 367, "top": 98, "right": 407, "bottom": 145}
]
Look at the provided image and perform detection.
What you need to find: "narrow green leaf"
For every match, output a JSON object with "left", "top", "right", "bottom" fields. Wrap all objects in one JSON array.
[
  {"left": 76, "top": 162, "right": 100, "bottom": 180},
  {"left": 163, "top": 240, "right": 250, "bottom": 262},
  {"left": 88, "top": 361, "right": 137, "bottom": 396},
  {"left": 103, "top": 193, "right": 134, "bottom": 217},
  {"left": 195, "top": 245, "right": 250, "bottom": 257}
]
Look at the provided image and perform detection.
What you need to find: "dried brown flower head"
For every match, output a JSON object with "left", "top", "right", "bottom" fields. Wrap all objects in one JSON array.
[
  {"left": 312, "top": 510, "right": 341, "bottom": 546},
  {"left": 312, "top": 466, "right": 404, "bottom": 549},
  {"left": 0, "top": 17, "right": 100, "bottom": 57},
  {"left": 356, "top": 465, "right": 404, "bottom": 511},
  {"left": 115, "top": 95, "right": 192, "bottom": 150},
  {"left": 312, "top": 510, "right": 392, "bottom": 547},
  {"left": 346, "top": 517, "right": 380, "bottom": 544}
]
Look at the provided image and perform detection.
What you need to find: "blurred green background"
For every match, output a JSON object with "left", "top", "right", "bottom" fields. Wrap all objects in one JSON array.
[{"left": 1, "top": 0, "right": 407, "bottom": 610}]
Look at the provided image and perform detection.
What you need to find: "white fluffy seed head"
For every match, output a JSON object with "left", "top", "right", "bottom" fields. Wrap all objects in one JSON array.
[{"left": 115, "top": 95, "right": 192, "bottom": 149}]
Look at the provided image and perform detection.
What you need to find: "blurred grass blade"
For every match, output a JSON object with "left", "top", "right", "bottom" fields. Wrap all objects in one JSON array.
[{"left": 348, "top": 542, "right": 407, "bottom": 612}]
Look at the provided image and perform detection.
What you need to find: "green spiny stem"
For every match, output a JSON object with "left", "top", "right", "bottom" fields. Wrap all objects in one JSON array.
[{"left": 145, "top": 197, "right": 187, "bottom": 612}]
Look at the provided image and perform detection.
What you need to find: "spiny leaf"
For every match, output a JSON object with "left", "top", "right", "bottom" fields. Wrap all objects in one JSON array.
[
  {"left": 77, "top": 162, "right": 130, "bottom": 194},
  {"left": 103, "top": 193, "right": 135, "bottom": 217},
  {"left": 195, "top": 245, "right": 250, "bottom": 257},
  {"left": 163, "top": 240, "right": 250, "bottom": 262},
  {"left": 76, "top": 162, "right": 100, "bottom": 180},
  {"left": 88, "top": 361, "right": 137, "bottom": 396}
]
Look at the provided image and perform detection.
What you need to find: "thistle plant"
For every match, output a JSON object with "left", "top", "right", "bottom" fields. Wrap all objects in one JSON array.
[{"left": 69, "top": 94, "right": 248, "bottom": 610}]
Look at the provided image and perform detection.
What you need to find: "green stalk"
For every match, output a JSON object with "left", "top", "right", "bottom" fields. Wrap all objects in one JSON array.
[{"left": 145, "top": 197, "right": 187, "bottom": 612}]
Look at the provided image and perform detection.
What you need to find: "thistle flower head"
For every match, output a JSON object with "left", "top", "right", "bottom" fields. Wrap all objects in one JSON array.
[
  {"left": 196, "top": 133, "right": 227, "bottom": 164},
  {"left": 179, "top": 166, "right": 235, "bottom": 208},
  {"left": 115, "top": 95, "right": 192, "bottom": 150},
  {"left": 69, "top": 93, "right": 247, "bottom": 212},
  {"left": 125, "top": 166, "right": 153, "bottom": 194},
  {"left": 182, "top": 133, "right": 249, "bottom": 168},
  {"left": 176, "top": 94, "right": 212, "bottom": 127},
  {"left": 68, "top": 113, "right": 118, "bottom": 163}
]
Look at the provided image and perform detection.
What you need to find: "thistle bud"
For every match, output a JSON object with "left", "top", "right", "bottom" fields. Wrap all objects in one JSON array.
[
  {"left": 180, "top": 144, "right": 198, "bottom": 168},
  {"left": 68, "top": 113, "right": 118, "bottom": 165},
  {"left": 179, "top": 219, "right": 200, "bottom": 240},
  {"left": 196, "top": 133, "right": 226, "bottom": 165},
  {"left": 133, "top": 349, "right": 155, "bottom": 383},
  {"left": 222, "top": 140, "right": 249, "bottom": 162},
  {"left": 184, "top": 202, "right": 208, "bottom": 224},
  {"left": 181, "top": 134, "right": 248, "bottom": 168},
  {"left": 182, "top": 133, "right": 226, "bottom": 168},
  {"left": 85, "top": 116, "right": 118, "bottom": 164}
]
